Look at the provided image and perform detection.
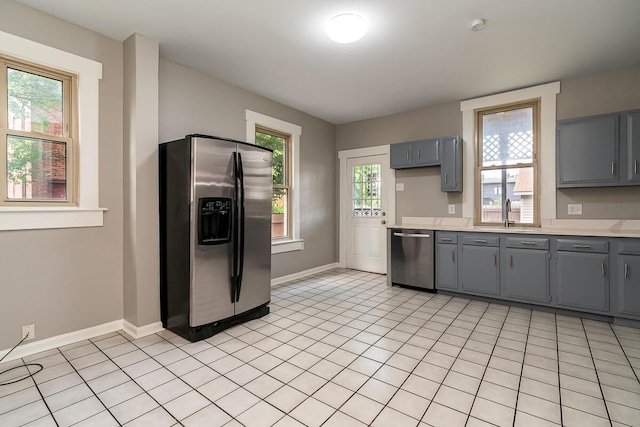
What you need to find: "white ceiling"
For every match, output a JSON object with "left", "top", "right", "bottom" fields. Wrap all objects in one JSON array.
[{"left": 15, "top": 0, "right": 640, "bottom": 124}]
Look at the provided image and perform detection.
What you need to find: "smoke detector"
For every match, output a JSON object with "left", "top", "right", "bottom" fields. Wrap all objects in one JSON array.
[{"left": 471, "top": 19, "right": 486, "bottom": 32}]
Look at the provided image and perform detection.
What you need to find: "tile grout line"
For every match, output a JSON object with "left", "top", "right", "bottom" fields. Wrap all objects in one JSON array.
[
  {"left": 554, "top": 314, "right": 565, "bottom": 427},
  {"left": 579, "top": 319, "right": 614, "bottom": 425},
  {"left": 21, "top": 356, "right": 61, "bottom": 427},
  {"left": 609, "top": 324, "right": 640, "bottom": 386}
]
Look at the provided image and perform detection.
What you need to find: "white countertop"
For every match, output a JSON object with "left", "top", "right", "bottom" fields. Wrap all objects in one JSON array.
[{"left": 388, "top": 217, "right": 640, "bottom": 238}]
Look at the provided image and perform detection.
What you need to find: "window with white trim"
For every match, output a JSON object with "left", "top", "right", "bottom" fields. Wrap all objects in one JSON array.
[
  {"left": 1, "top": 55, "right": 77, "bottom": 205},
  {"left": 0, "top": 30, "right": 104, "bottom": 231},
  {"left": 246, "top": 110, "right": 303, "bottom": 254}
]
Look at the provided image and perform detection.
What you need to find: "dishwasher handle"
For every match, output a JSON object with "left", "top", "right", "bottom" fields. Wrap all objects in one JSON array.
[{"left": 393, "top": 232, "right": 431, "bottom": 238}]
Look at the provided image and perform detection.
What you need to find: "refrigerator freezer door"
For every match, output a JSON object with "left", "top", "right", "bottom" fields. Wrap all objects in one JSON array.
[
  {"left": 234, "top": 143, "right": 273, "bottom": 315},
  {"left": 190, "top": 137, "right": 236, "bottom": 327}
]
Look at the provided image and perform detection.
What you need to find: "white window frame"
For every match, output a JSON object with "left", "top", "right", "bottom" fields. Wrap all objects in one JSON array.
[
  {"left": 246, "top": 110, "right": 303, "bottom": 254},
  {"left": 461, "top": 82, "right": 560, "bottom": 222},
  {"left": 0, "top": 31, "right": 105, "bottom": 231}
]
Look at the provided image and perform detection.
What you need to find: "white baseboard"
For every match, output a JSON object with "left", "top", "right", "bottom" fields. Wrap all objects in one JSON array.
[
  {"left": 0, "top": 320, "right": 123, "bottom": 363},
  {"left": 271, "top": 262, "right": 339, "bottom": 287},
  {"left": 122, "top": 320, "right": 164, "bottom": 340}
]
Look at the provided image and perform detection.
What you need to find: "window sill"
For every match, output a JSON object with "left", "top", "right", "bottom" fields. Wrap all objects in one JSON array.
[
  {"left": 0, "top": 207, "right": 107, "bottom": 231},
  {"left": 271, "top": 239, "right": 304, "bottom": 254}
]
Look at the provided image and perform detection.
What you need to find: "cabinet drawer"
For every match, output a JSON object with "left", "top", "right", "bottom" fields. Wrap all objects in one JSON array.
[
  {"left": 618, "top": 240, "right": 640, "bottom": 255},
  {"left": 557, "top": 239, "right": 608, "bottom": 253},
  {"left": 462, "top": 234, "right": 499, "bottom": 246},
  {"left": 505, "top": 237, "right": 549, "bottom": 250},
  {"left": 437, "top": 233, "right": 458, "bottom": 244}
]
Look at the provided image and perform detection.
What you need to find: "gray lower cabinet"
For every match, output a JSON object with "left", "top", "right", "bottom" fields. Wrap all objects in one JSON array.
[
  {"left": 618, "top": 254, "right": 640, "bottom": 317},
  {"left": 461, "top": 245, "right": 500, "bottom": 296},
  {"left": 504, "top": 248, "right": 550, "bottom": 303},
  {"left": 556, "top": 251, "right": 609, "bottom": 312},
  {"left": 436, "top": 243, "right": 458, "bottom": 290}
]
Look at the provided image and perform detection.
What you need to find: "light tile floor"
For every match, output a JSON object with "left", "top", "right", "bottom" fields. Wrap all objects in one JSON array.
[{"left": 1, "top": 268, "right": 640, "bottom": 426}]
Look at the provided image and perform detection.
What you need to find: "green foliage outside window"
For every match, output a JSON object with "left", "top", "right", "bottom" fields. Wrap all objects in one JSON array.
[{"left": 256, "top": 131, "right": 286, "bottom": 214}]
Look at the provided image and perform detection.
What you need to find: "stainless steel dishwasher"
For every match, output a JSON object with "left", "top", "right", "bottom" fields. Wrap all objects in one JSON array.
[{"left": 390, "top": 229, "right": 435, "bottom": 290}]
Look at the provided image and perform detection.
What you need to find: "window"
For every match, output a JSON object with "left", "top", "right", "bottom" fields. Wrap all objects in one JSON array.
[
  {"left": 476, "top": 101, "right": 540, "bottom": 226},
  {"left": 256, "top": 127, "right": 291, "bottom": 239},
  {"left": 246, "top": 110, "right": 302, "bottom": 254},
  {"left": 0, "top": 30, "right": 103, "bottom": 231},
  {"left": 1, "top": 56, "right": 76, "bottom": 205}
]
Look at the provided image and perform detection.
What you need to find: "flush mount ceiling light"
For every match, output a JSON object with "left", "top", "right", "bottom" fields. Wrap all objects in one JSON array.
[
  {"left": 325, "top": 13, "right": 368, "bottom": 43},
  {"left": 471, "top": 18, "right": 486, "bottom": 31}
]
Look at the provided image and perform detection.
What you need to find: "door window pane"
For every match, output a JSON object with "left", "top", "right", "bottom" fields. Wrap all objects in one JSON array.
[
  {"left": 352, "top": 163, "right": 381, "bottom": 217},
  {"left": 7, "top": 68, "right": 64, "bottom": 137},
  {"left": 6, "top": 135, "right": 67, "bottom": 200}
]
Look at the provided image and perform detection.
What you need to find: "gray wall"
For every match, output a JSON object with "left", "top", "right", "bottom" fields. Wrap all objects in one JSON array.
[
  {"left": 556, "top": 63, "right": 640, "bottom": 219},
  {"left": 0, "top": 1, "right": 124, "bottom": 349},
  {"left": 336, "top": 64, "right": 640, "bottom": 222},
  {"left": 158, "top": 59, "right": 337, "bottom": 278},
  {"left": 336, "top": 101, "right": 463, "bottom": 219}
]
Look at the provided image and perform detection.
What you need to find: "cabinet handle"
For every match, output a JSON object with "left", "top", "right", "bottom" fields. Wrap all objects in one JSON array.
[
  {"left": 452, "top": 251, "right": 455, "bottom": 263},
  {"left": 440, "top": 237, "right": 453, "bottom": 242},
  {"left": 494, "top": 254, "right": 497, "bottom": 266},
  {"left": 602, "top": 262, "right": 605, "bottom": 276},
  {"left": 625, "top": 263, "right": 629, "bottom": 279},
  {"left": 635, "top": 160, "right": 638, "bottom": 175},
  {"left": 611, "top": 161, "right": 616, "bottom": 175},
  {"left": 406, "top": 151, "right": 410, "bottom": 161},
  {"left": 418, "top": 148, "right": 421, "bottom": 159},
  {"left": 437, "top": 140, "right": 440, "bottom": 159},
  {"left": 474, "top": 239, "right": 487, "bottom": 243},
  {"left": 572, "top": 244, "right": 591, "bottom": 249},
  {"left": 520, "top": 241, "right": 537, "bottom": 246},
  {"left": 444, "top": 173, "right": 448, "bottom": 184},
  {"left": 509, "top": 255, "right": 513, "bottom": 267}
]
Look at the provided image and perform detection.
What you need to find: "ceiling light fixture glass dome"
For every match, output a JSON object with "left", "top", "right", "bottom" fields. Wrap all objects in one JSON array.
[{"left": 325, "top": 13, "right": 368, "bottom": 43}]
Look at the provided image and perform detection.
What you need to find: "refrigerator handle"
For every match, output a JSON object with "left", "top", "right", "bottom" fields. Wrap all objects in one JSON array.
[
  {"left": 236, "top": 152, "right": 246, "bottom": 302},
  {"left": 230, "top": 152, "right": 239, "bottom": 303}
]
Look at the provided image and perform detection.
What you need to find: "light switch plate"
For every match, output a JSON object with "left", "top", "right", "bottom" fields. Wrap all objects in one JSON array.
[
  {"left": 396, "top": 183, "right": 404, "bottom": 191},
  {"left": 568, "top": 204, "right": 583, "bottom": 215},
  {"left": 448, "top": 204, "right": 455, "bottom": 214}
]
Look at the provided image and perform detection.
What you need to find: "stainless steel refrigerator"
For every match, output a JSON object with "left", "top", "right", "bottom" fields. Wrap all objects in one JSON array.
[{"left": 159, "top": 134, "right": 272, "bottom": 342}]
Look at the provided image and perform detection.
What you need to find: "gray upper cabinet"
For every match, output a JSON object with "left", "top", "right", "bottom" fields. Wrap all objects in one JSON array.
[
  {"left": 557, "top": 109, "right": 640, "bottom": 188},
  {"left": 413, "top": 139, "right": 440, "bottom": 166},
  {"left": 557, "top": 114, "right": 619, "bottom": 187},
  {"left": 390, "top": 142, "right": 413, "bottom": 169},
  {"left": 441, "top": 136, "right": 462, "bottom": 192},
  {"left": 627, "top": 111, "right": 640, "bottom": 183}
]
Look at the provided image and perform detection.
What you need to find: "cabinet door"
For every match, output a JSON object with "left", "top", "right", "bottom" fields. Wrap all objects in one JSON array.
[
  {"left": 461, "top": 246, "right": 499, "bottom": 296},
  {"left": 505, "top": 248, "right": 549, "bottom": 303},
  {"left": 557, "top": 115, "right": 619, "bottom": 186},
  {"left": 413, "top": 139, "right": 440, "bottom": 166},
  {"left": 556, "top": 252, "right": 609, "bottom": 312},
  {"left": 436, "top": 243, "right": 458, "bottom": 290},
  {"left": 390, "top": 142, "right": 412, "bottom": 169},
  {"left": 627, "top": 112, "right": 640, "bottom": 183},
  {"left": 441, "top": 136, "right": 462, "bottom": 192},
  {"left": 618, "top": 255, "right": 640, "bottom": 317}
]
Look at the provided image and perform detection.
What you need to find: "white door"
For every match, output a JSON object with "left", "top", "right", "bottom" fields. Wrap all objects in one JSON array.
[{"left": 346, "top": 155, "right": 388, "bottom": 273}]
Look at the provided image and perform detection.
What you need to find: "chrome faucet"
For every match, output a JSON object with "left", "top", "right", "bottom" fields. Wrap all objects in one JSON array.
[{"left": 504, "top": 198, "right": 514, "bottom": 228}]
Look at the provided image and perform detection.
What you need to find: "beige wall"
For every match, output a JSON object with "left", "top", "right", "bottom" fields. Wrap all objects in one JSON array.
[
  {"left": 336, "top": 101, "right": 463, "bottom": 219},
  {"left": 556, "top": 63, "right": 640, "bottom": 219},
  {"left": 337, "top": 64, "right": 640, "bottom": 222},
  {"left": 158, "top": 59, "right": 337, "bottom": 278},
  {"left": 0, "top": 1, "right": 124, "bottom": 349}
]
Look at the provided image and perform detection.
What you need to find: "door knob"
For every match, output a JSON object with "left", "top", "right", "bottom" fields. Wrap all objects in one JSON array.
[
  {"left": 381, "top": 211, "right": 387, "bottom": 216},
  {"left": 381, "top": 220, "right": 386, "bottom": 225}
]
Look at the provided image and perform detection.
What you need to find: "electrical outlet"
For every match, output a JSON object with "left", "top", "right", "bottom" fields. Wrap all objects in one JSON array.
[
  {"left": 396, "top": 183, "right": 404, "bottom": 191},
  {"left": 568, "top": 204, "right": 583, "bottom": 215},
  {"left": 448, "top": 204, "right": 455, "bottom": 214},
  {"left": 22, "top": 324, "right": 35, "bottom": 341}
]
